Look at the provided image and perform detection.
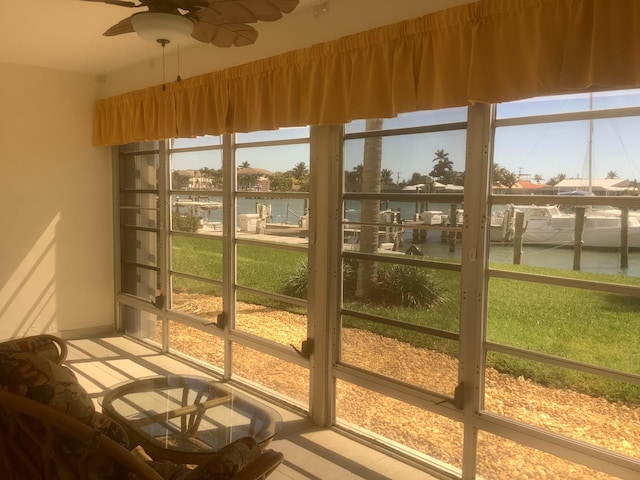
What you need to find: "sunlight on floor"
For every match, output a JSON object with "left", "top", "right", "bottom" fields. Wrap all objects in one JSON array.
[{"left": 66, "top": 335, "right": 440, "bottom": 480}]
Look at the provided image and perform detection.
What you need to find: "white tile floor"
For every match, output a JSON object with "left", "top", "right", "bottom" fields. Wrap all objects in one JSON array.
[{"left": 66, "top": 336, "right": 440, "bottom": 480}]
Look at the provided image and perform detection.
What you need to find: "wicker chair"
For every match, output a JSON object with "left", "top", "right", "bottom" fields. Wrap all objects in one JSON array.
[
  {"left": 0, "top": 333, "right": 68, "bottom": 364},
  {"left": 0, "top": 335, "right": 284, "bottom": 480},
  {"left": 0, "top": 389, "right": 164, "bottom": 480},
  {"left": 233, "top": 449, "right": 284, "bottom": 480},
  {"left": 0, "top": 390, "right": 284, "bottom": 480}
]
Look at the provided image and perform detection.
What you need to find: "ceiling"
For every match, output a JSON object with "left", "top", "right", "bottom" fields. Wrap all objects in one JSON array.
[{"left": 0, "top": 0, "right": 472, "bottom": 76}]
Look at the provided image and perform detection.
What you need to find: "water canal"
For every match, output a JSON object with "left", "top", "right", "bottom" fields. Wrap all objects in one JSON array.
[{"left": 183, "top": 196, "right": 640, "bottom": 278}]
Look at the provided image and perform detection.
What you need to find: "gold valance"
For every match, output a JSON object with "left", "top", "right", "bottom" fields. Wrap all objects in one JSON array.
[{"left": 93, "top": 0, "right": 640, "bottom": 146}]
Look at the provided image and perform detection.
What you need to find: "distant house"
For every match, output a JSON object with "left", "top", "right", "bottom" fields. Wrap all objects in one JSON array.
[
  {"left": 515, "top": 180, "right": 547, "bottom": 190},
  {"left": 555, "top": 178, "right": 633, "bottom": 196},
  {"left": 172, "top": 170, "right": 218, "bottom": 190},
  {"left": 492, "top": 179, "right": 555, "bottom": 195}
]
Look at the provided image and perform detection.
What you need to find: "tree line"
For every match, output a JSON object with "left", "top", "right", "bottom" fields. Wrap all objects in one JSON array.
[
  {"left": 171, "top": 157, "right": 637, "bottom": 193},
  {"left": 171, "top": 161, "right": 310, "bottom": 192}
]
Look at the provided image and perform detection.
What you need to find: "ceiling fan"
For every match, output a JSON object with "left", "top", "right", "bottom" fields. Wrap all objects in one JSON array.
[{"left": 83, "top": 0, "right": 300, "bottom": 47}]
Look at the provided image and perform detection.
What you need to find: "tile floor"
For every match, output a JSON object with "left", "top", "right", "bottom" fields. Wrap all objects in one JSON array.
[{"left": 66, "top": 335, "right": 441, "bottom": 480}]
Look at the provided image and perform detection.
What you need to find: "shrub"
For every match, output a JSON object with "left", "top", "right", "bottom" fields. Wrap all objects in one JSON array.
[
  {"left": 173, "top": 214, "right": 200, "bottom": 233},
  {"left": 343, "top": 257, "right": 359, "bottom": 297},
  {"left": 283, "top": 258, "right": 360, "bottom": 300},
  {"left": 282, "top": 258, "right": 360, "bottom": 300},
  {"left": 283, "top": 259, "right": 446, "bottom": 310},
  {"left": 282, "top": 260, "right": 309, "bottom": 299},
  {"left": 375, "top": 264, "right": 446, "bottom": 308}
]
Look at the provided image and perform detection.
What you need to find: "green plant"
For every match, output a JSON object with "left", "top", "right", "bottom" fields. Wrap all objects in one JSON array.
[
  {"left": 284, "top": 259, "right": 448, "bottom": 310},
  {"left": 342, "top": 257, "right": 359, "bottom": 297},
  {"left": 375, "top": 264, "right": 447, "bottom": 308},
  {"left": 169, "top": 235, "right": 640, "bottom": 404},
  {"left": 281, "top": 260, "right": 309, "bottom": 299},
  {"left": 172, "top": 214, "right": 200, "bottom": 233}
]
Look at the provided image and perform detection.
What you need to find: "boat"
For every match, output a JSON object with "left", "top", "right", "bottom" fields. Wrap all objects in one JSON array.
[
  {"left": 492, "top": 93, "right": 640, "bottom": 249},
  {"left": 173, "top": 199, "right": 222, "bottom": 210},
  {"left": 496, "top": 204, "right": 640, "bottom": 248}
]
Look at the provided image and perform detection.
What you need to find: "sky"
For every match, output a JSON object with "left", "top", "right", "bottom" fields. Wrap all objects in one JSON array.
[
  {"left": 493, "top": 89, "right": 640, "bottom": 182},
  {"left": 170, "top": 89, "right": 640, "bottom": 184}
]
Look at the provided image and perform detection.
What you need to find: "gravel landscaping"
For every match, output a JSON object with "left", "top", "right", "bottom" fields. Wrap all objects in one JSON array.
[{"left": 170, "top": 294, "right": 640, "bottom": 479}]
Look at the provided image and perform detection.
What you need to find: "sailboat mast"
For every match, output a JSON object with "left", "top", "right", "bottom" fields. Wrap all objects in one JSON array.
[{"left": 588, "top": 93, "right": 593, "bottom": 194}]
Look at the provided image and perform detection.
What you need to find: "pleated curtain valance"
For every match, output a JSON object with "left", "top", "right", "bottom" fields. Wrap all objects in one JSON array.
[{"left": 92, "top": 0, "right": 640, "bottom": 146}]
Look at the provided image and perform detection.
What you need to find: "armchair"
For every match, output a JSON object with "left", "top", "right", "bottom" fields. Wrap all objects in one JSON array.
[
  {"left": 0, "top": 389, "right": 164, "bottom": 479},
  {"left": 0, "top": 333, "right": 67, "bottom": 364},
  {"left": 0, "top": 335, "right": 283, "bottom": 480}
]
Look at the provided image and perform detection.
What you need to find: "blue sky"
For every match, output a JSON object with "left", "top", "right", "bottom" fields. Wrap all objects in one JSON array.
[
  {"left": 494, "top": 90, "right": 640, "bottom": 182},
  {"left": 171, "top": 89, "right": 640, "bottom": 184}
]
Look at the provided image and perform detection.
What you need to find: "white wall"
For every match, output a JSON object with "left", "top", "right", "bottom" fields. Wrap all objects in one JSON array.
[
  {"left": 0, "top": 0, "right": 470, "bottom": 340},
  {"left": 0, "top": 62, "right": 114, "bottom": 340}
]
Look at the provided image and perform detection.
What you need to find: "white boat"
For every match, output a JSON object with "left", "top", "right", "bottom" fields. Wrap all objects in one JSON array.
[
  {"left": 173, "top": 199, "right": 222, "bottom": 210},
  {"left": 492, "top": 93, "right": 640, "bottom": 248},
  {"left": 497, "top": 204, "right": 640, "bottom": 248}
]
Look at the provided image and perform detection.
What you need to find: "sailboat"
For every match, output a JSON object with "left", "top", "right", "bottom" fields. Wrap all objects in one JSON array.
[{"left": 494, "top": 94, "right": 640, "bottom": 248}]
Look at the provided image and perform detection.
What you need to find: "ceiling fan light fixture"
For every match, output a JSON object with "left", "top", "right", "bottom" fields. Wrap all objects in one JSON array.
[{"left": 131, "top": 12, "right": 194, "bottom": 45}]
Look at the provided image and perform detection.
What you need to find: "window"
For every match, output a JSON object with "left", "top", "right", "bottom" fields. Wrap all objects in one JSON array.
[
  {"left": 115, "top": 93, "right": 640, "bottom": 479},
  {"left": 338, "top": 110, "right": 467, "bottom": 468},
  {"left": 116, "top": 129, "right": 311, "bottom": 410},
  {"left": 233, "top": 128, "right": 310, "bottom": 388},
  {"left": 487, "top": 89, "right": 640, "bottom": 465},
  {"left": 117, "top": 142, "right": 161, "bottom": 339}
]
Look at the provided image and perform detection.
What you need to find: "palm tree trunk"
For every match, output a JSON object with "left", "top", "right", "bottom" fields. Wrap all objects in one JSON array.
[{"left": 355, "top": 118, "right": 383, "bottom": 299}]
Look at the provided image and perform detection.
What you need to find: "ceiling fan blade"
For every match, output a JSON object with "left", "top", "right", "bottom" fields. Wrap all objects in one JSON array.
[
  {"left": 192, "top": 0, "right": 299, "bottom": 24},
  {"left": 165, "top": 0, "right": 210, "bottom": 12},
  {"left": 103, "top": 16, "right": 135, "bottom": 36},
  {"left": 191, "top": 22, "right": 258, "bottom": 47},
  {"left": 81, "top": 0, "right": 138, "bottom": 7},
  {"left": 85, "top": 0, "right": 297, "bottom": 46},
  {"left": 265, "top": 0, "right": 299, "bottom": 15}
]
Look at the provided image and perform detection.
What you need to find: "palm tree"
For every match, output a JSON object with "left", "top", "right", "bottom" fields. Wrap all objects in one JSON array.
[
  {"left": 344, "top": 164, "right": 363, "bottom": 191},
  {"left": 502, "top": 171, "right": 519, "bottom": 189},
  {"left": 492, "top": 165, "right": 520, "bottom": 189},
  {"left": 380, "top": 168, "right": 395, "bottom": 187},
  {"left": 356, "top": 118, "right": 383, "bottom": 300},
  {"left": 606, "top": 170, "right": 619, "bottom": 179},
  {"left": 290, "top": 162, "right": 309, "bottom": 180},
  {"left": 429, "top": 149, "right": 453, "bottom": 183},
  {"left": 533, "top": 174, "right": 544, "bottom": 184},
  {"left": 547, "top": 173, "right": 567, "bottom": 186},
  {"left": 239, "top": 161, "right": 251, "bottom": 169}
]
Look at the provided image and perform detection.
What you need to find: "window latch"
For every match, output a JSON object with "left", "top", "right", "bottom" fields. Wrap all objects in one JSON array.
[
  {"left": 215, "top": 312, "right": 228, "bottom": 329},
  {"left": 151, "top": 294, "right": 164, "bottom": 309},
  {"left": 292, "top": 339, "right": 313, "bottom": 359},
  {"left": 454, "top": 382, "right": 464, "bottom": 410}
]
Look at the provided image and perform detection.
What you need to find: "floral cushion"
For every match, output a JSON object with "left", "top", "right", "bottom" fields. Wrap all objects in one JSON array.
[
  {"left": 0, "top": 350, "right": 264, "bottom": 480},
  {"left": 90, "top": 409, "right": 131, "bottom": 449},
  {"left": 0, "top": 351, "right": 95, "bottom": 422},
  {"left": 0, "top": 351, "right": 134, "bottom": 479},
  {"left": 0, "top": 350, "right": 129, "bottom": 447},
  {"left": 189, "top": 436, "right": 261, "bottom": 480},
  {"left": 131, "top": 437, "right": 261, "bottom": 480},
  {"left": 0, "top": 334, "right": 65, "bottom": 364}
]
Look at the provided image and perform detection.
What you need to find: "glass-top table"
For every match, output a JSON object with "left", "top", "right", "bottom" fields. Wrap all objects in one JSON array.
[{"left": 101, "top": 375, "right": 282, "bottom": 465}]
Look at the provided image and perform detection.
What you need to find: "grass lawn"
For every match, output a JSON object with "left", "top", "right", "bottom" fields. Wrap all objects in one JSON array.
[{"left": 171, "top": 235, "right": 640, "bottom": 403}]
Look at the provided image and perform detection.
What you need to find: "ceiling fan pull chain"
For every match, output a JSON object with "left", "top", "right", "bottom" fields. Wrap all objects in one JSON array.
[
  {"left": 161, "top": 40, "right": 167, "bottom": 92},
  {"left": 177, "top": 44, "right": 182, "bottom": 83}
]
